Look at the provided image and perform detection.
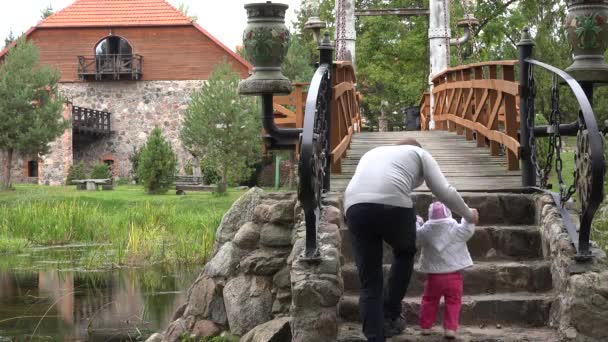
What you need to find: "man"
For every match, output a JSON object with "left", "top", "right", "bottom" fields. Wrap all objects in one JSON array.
[{"left": 344, "top": 137, "right": 479, "bottom": 341}]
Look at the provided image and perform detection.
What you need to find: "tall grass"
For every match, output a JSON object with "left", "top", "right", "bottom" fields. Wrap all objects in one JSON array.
[{"left": 0, "top": 185, "right": 242, "bottom": 266}]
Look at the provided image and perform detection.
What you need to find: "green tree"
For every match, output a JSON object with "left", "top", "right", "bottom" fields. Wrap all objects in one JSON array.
[
  {"left": 0, "top": 39, "right": 68, "bottom": 190},
  {"left": 66, "top": 161, "right": 86, "bottom": 185},
  {"left": 4, "top": 30, "right": 15, "bottom": 49},
  {"left": 178, "top": 3, "right": 198, "bottom": 22},
  {"left": 41, "top": 5, "right": 54, "bottom": 19},
  {"left": 181, "top": 61, "right": 261, "bottom": 194},
  {"left": 137, "top": 127, "right": 178, "bottom": 194},
  {"left": 91, "top": 163, "right": 111, "bottom": 179}
]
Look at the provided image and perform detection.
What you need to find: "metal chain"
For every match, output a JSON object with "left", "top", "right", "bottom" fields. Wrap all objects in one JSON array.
[
  {"left": 450, "top": 0, "right": 463, "bottom": 65},
  {"left": 442, "top": 0, "right": 450, "bottom": 67},
  {"left": 336, "top": 0, "right": 347, "bottom": 61},
  {"left": 462, "top": 0, "right": 481, "bottom": 62},
  {"left": 526, "top": 65, "right": 541, "bottom": 184}
]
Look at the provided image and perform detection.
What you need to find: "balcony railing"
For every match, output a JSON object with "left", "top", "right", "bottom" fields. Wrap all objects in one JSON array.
[
  {"left": 77, "top": 54, "right": 143, "bottom": 81},
  {"left": 72, "top": 106, "right": 112, "bottom": 138}
]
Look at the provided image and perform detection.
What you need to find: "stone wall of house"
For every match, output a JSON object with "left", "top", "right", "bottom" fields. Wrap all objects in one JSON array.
[
  {"left": 536, "top": 194, "right": 608, "bottom": 341},
  {"left": 60, "top": 80, "right": 206, "bottom": 178},
  {"left": 0, "top": 151, "right": 39, "bottom": 185},
  {"left": 146, "top": 188, "right": 344, "bottom": 342}
]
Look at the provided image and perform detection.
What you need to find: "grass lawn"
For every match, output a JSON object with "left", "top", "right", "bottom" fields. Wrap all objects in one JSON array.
[{"left": 0, "top": 184, "right": 245, "bottom": 266}]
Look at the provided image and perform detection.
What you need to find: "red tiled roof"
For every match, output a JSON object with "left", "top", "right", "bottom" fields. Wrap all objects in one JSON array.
[
  {"left": 38, "top": 0, "right": 193, "bottom": 28},
  {"left": 0, "top": 0, "right": 252, "bottom": 71}
]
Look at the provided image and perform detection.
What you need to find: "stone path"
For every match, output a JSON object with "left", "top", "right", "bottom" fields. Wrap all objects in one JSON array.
[{"left": 330, "top": 131, "right": 522, "bottom": 192}]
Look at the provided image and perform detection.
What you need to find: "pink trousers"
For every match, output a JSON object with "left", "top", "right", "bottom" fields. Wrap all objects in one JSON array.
[{"left": 419, "top": 272, "right": 463, "bottom": 330}]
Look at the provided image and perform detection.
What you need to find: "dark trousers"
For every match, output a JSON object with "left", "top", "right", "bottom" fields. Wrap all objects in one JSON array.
[{"left": 346, "top": 203, "right": 417, "bottom": 342}]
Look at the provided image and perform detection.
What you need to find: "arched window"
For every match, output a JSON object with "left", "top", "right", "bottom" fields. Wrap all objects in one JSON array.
[{"left": 95, "top": 36, "right": 132, "bottom": 56}]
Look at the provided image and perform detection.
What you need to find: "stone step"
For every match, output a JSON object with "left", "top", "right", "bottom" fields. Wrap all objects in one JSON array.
[
  {"left": 341, "top": 260, "right": 552, "bottom": 295},
  {"left": 338, "top": 322, "right": 559, "bottom": 342},
  {"left": 341, "top": 225, "right": 543, "bottom": 265},
  {"left": 341, "top": 193, "right": 536, "bottom": 226},
  {"left": 338, "top": 292, "right": 553, "bottom": 327}
]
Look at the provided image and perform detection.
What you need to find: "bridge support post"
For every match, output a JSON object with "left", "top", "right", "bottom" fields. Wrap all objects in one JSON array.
[{"left": 517, "top": 28, "right": 536, "bottom": 187}]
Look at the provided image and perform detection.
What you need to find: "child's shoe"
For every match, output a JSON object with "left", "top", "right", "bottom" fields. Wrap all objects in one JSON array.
[
  {"left": 444, "top": 329, "right": 457, "bottom": 339},
  {"left": 420, "top": 328, "right": 432, "bottom": 336}
]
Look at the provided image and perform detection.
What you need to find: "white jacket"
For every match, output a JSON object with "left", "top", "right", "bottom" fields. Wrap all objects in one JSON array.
[{"left": 416, "top": 218, "right": 475, "bottom": 274}]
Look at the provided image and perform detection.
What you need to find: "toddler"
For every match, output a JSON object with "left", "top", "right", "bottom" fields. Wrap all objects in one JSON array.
[{"left": 416, "top": 201, "right": 475, "bottom": 339}]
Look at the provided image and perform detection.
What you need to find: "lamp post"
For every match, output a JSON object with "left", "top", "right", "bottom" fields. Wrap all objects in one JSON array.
[
  {"left": 238, "top": 2, "right": 300, "bottom": 149},
  {"left": 304, "top": 0, "right": 326, "bottom": 45}
]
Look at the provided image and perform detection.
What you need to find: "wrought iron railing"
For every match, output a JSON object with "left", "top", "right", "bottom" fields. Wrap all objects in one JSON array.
[
  {"left": 77, "top": 54, "right": 143, "bottom": 81},
  {"left": 519, "top": 29, "right": 605, "bottom": 261}
]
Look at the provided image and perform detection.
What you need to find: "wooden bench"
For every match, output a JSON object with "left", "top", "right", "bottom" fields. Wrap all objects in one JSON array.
[
  {"left": 175, "top": 176, "right": 214, "bottom": 194},
  {"left": 72, "top": 179, "right": 112, "bottom": 191}
]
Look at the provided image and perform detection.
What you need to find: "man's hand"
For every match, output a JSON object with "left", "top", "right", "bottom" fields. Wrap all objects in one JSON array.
[{"left": 471, "top": 208, "right": 480, "bottom": 224}]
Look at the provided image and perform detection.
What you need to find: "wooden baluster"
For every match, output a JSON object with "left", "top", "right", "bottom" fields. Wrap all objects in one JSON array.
[
  {"left": 447, "top": 72, "right": 457, "bottom": 132},
  {"left": 295, "top": 84, "right": 304, "bottom": 129},
  {"left": 454, "top": 70, "right": 464, "bottom": 135},
  {"left": 474, "top": 66, "right": 485, "bottom": 147},
  {"left": 434, "top": 76, "right": 445, "bottom": 130},
  {"left": 463, "top": 68, "right": 474, "bottom": 140},
  {"left": 488, "top": 65, "right": 500, "bottom": 156},
  {"left": 502, "top": 65, "right": 519, "bottom": 170}
]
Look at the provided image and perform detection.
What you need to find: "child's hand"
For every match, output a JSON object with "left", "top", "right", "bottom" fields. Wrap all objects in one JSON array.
[{"left": 416, "top": 215, "right": 424, "bottom": 226}]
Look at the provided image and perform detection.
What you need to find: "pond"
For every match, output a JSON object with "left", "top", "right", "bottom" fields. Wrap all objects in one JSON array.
[{"left": 0, "top": 244, "right": 199, "bottom": 341}]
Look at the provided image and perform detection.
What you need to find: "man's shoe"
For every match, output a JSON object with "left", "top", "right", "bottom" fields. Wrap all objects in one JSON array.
[
  {"left": 444, "top": 329, "right": 456, "bottom": 339},
  {"left": 384, "top": 314, "right": 406, "bottom": 337},
  {"left": 420, "top": 328, "right": 432, "bottom": 336}
]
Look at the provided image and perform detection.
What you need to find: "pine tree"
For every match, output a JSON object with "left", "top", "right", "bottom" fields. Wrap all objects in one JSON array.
[
  {"left": 137, "top": 127, "right": 177, "bottom": 194},
  {"left": 0, "top": 39, "right": 68, "bottom": 190},
  {"left": 40, "top": 5, "right": 54, "bottom": 19},
  {"left": 181, "top": 60, "right": 261, "bottom": 194},
  {"left": 3, "top": 30, "right": 15, "bottom": 49}
]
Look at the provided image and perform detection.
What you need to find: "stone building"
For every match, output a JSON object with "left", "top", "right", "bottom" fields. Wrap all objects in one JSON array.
[{"left": 0, "top": 0, "right": 251, "bottom": 185}]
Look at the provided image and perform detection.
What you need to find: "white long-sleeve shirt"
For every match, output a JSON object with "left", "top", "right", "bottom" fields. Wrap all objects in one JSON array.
[
  {"left": 344, "top": 145, "right": 475, "bottom": 222},
  {"left": 417, "top": 218, "right": 475, "bottom": 274}
]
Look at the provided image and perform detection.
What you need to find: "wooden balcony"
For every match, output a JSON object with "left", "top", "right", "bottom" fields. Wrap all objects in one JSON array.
[
  {"left": 77, "top": 54, "right": 143, "bottom": 81},
  {"left": 72, "top": 106, "right": 112, "bottom": 142}
]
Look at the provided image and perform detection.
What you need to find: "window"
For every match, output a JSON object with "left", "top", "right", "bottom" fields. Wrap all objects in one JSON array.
[
  {"left": 103, "top": 159, "right": 115, "bottom": 175},
  {"left": 95, "top": 36, "right": 133, "bottom": 75},
  {"left": 95, "top": 36, "right": 132, "bottom": 56},
  {"left": 28, "top": 160, "right": 38, "bottom": 178}
]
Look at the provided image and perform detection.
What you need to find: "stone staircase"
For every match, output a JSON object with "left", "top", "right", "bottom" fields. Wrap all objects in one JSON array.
[{"left": 332, "top": 132, "right": 559, "bottom": 341}]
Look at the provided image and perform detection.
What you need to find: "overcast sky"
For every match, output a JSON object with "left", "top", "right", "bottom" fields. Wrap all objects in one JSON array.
[{"left": 1, "top": 0, "right": 302, "bottom": 51}]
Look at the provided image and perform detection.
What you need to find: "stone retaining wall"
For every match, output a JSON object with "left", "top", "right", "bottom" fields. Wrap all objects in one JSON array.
[
  {"left": 147, "top": 188, "right": 344, "bottom": 341},
  {"left": 537, "top": 194, "right": 608, "bottom": 341}
]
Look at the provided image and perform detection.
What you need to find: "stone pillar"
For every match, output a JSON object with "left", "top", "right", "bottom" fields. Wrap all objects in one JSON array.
[
  {"left": 290, "top": 193, "right": 344, "bottom": 342},
  {"left": 428, "top": 0, "right": 451, "bottom": 130},
  {"left": 335, "top": 0, "right": 356, "bottom": 65},
  {"left": 40, "top": 103, "right": 73, "bottom": 185}
]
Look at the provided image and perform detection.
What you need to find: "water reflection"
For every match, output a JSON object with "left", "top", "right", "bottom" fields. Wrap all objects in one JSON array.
[{"left": 0, "top": 248, "right": 197, "bottom": 341}]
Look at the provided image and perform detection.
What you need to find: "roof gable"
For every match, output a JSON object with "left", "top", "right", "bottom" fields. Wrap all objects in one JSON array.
[
  {"left": 0, "top": 0, "right": 252, "bottom": 71},
  {"left": 39, "top": 0, "right": 193, "bottom": 28}
]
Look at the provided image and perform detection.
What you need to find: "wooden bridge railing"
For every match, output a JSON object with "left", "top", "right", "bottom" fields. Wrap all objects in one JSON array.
[
  {"left": 430, "top": 60, "right": 520, "bottom": 170},
  {"left": 330, "top": 61, "right": 362, "bottom": 173},
  {"left": 270, "top": 61, "right": 361, "bottom": 174}
]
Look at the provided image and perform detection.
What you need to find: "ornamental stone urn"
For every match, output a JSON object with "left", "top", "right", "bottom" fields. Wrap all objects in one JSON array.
[
  {"left": 564, "top": 0, "right": 608, "bottom": 82},
  {"left": 238, "top": 1, "right": 293, "bottom": 96}
]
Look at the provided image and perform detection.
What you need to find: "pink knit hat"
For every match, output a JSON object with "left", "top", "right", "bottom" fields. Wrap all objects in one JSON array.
[{"left": 428, "top": 201, "right": 452, "bottom": 220}]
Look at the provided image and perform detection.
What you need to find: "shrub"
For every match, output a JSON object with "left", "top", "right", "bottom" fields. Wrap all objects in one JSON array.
[
  {"left": 66, "top": 161, "right": 86, "bottom": 184},
  {"left": 184, "top": 159, "right": 193, "bottom": 176},
  {"left": 202, "top": 161, "right": 220, "bottom": 185},
  {"left": 137, "top": 127, "right": 177, "bottom": 194},
  {"left": 129, "top": 146, "right": 142, "bottom": 183},
  {"left": 91, "top": 163, "right": 111, "bottom": 179}
]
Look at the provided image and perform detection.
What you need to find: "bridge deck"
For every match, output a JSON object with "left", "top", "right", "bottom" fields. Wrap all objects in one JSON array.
[{"left": 330, "top": 131, "right": 522, "bottom": 192}]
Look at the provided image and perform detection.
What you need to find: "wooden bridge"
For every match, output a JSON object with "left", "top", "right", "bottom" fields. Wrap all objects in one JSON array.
[{"left": 274, "top": 60, "right": 523, "bottom": 193}]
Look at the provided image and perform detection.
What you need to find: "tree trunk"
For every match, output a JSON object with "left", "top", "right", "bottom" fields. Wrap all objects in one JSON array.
[
  {"left": 2, "top": 148, "right": 13, "bottom": 190},
  {"left": 217, "top": 167, "right": 228, "bottom": 194}
]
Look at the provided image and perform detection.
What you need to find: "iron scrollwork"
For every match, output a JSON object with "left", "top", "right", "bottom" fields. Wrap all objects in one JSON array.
[
  {"left": 298, "top": 64, "right": 331, "bottom": 261},
  {"left": 522, "top": 57, "right": 605, "bottom": 261}
]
